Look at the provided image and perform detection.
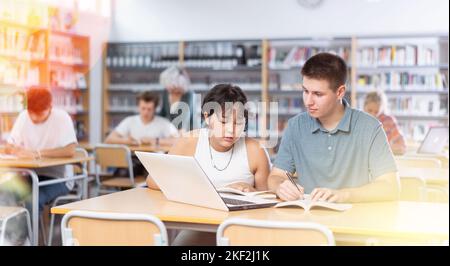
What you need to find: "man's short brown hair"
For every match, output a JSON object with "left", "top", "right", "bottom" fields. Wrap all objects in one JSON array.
[
  {"left": 301, "top": 53, "right": 348, "bottom": 91},
  {"left": 137, "top": 91, "right": 160, "bottom": 106}
]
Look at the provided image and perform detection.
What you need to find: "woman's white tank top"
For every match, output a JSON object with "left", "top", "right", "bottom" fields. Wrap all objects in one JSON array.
[{"left": 194, "top": 128, "right": 254, "bottom": 188}]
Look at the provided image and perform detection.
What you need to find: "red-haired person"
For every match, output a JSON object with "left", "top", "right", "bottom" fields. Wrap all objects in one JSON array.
[{"left": 5, "top": 88, "right": 78, "bottom": 213}]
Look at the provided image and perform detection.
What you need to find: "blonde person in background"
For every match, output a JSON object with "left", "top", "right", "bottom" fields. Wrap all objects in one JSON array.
[
  {"left": 364, "top": 90, "right": 406, "bottom": 155},
  {"left": 159, "top": 65, "right": 194, "bottom": 132}
]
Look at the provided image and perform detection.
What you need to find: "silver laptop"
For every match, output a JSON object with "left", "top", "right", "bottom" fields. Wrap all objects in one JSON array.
[
  {"left": 135, "top": 151, "right": 277, "bottom": 211},
  {"left": 417, "top": 126, "right": 449, "bottom": 155}
]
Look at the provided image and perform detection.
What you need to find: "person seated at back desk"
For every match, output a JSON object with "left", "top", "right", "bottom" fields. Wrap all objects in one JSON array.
[
  {"left": 105, "top": 91, "right": 179, "bottom": 177},
  {"left": 105, "top": 91, "right": 179, "bottom": 147},
  {"left": 268, "top": 53, "right": 400, "bottom": 203},
  {"left": 146, "top": 84, "right": 271, "bottom": 245},
  {"left": 3, "top": 88, "right": 78, "bottom": 214},
  {"left": 364, "top": 90, "right": 406, "bottom": 155}
]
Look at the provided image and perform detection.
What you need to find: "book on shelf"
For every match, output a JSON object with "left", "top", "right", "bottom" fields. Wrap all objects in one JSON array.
[{"left": 274, "top": 194, "right": 352, "bottom": 212}]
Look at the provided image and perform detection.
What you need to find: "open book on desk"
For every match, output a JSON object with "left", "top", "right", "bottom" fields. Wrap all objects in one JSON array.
[
  {"left": 275, "top": 194, "right": 352, "bottom": 212},
  {"left": 217, "top": 187, "right": 277, "bottom": 199}
]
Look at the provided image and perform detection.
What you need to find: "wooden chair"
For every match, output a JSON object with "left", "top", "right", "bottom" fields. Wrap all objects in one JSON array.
[
  {"left": 396, "top": 157, "right": 442, "bottom": 169},
  {"left": 61, "top": 210, "right": 168, "bottom": 246},
  {"left": 46, "top": 148, "right": 90, "bottom": 246},
  {"left": 217, "top": 218, "right": 335, "bottom": 246},
  {"left": 399, "top": 176, "right": 428, "bottom": 201},
  {"left": 94, "top": 144, "right": 146, "bottom": 195}
]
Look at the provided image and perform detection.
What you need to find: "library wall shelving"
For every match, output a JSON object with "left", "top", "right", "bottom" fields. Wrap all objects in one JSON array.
[
  {"left": 0, "top": 1, "right": 91, "bottom": 144},
  {"left": 103, "top": 40, "right": 264, "bottom": 138},
  {"left": 102, "top": 35, "right": 448, "bottom": 151}
]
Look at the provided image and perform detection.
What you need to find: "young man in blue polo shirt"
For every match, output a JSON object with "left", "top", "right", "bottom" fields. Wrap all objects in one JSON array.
[{"left": 268, "top": 53, "right": 399, "bottom": 203}]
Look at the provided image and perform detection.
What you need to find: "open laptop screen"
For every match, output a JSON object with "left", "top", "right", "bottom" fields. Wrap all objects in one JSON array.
[{"left": 417, "top": 127, "right": 449, "bottom": 154}]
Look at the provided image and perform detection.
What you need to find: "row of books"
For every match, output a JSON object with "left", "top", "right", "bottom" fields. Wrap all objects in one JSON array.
[
  {"left": 0, "top": 26, "right": 46, "bottom": 60},
  {"left": 0, "top": 60, "right": 40, "bottom": 86},
  {"left": 356, "top": 94, "right": 447, "bottom": 116},
  {"left": 357, "top": 72, "right": 448, "bottom": 91},
  {"left": 106, "top": 43, "right": 179, "bottom": 68},
  {"left": 357, "top": 45, "right": 439, "bottom": 67},
  {"left": 0, "top": 0, "right": 48, "bottom": 28},
  {"left": 50, "top": 68, "right": 87, "bottom": 89},
  {"left": 269, "top": 46, "right": 350, "bottom": 69},
  {"left": 0, "top": 93, "right": 23, "bottom": 113},
  {"left": 184, "top": 42, "right": 261, "bottom": 67},
  {"left": 49, "top": 35, "right": 85, "bottom": 65}
]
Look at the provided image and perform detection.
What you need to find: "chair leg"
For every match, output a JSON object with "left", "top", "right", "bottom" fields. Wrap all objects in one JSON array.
[
  {"left": 47, "top": 213, "right": 56, "bottom": 246},
  {"left": 39, "top": 215, "right": 47, "bottom": 246}
]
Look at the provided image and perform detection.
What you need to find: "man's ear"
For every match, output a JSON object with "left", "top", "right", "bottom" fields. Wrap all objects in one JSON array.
[{"left": 337, "top": 85, "right": 346, "bottom": 100}]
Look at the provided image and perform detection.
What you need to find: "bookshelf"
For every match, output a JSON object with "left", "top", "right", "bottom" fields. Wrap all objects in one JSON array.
[
  {"left": 102, "top": 35, "right": 449, "bottom": 149},
  {"left": 103, "top": 41, "right": 181, "bottom": 137},
  {"left": 354, "top": 36, "right": 449, "bottom": 141},
  {"left": 0, "top": 2, "right": 90, "bottom": 144},
  {"left": 102, "top": 40, "right": 264, "bottom": 138}
]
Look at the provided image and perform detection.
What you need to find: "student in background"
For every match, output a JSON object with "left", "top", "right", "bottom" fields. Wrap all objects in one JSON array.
[
  {"left": 159, "top": 65, "right": 194, "bottom": 131},
  {"left": 105, "top": 91, "right": 179, "bottom": 146},
  {"left": 364, "top": 90, "right": 406, "bottom": 155},
  {"left": 268, "top": 53, "right": 400, "bottom": 203},
  {"left": 146, "top": 84, "right": 271, "bottom": 245},
  {"left": 5, "top": 88, "right": 77, "bottom": 213}
]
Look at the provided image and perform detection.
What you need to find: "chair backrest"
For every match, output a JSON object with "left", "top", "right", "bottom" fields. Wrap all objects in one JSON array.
[
  {"left": 61, "top": 210, "right": 168, "bottom": 246},
  {"left": 399, "top": 176, "right": 427, "bottom": 201},
  {"left": 217, "top": 218, "right": 335, "bottom": 246},
  {"left": 94, "top": 144, "right": 132, "bottom": 168},
  {"left": 73, "top": 148, "right": 89, "bottom": 175},
  {"left": 396, "top": 157, "right": 442, "bottom": 169}
]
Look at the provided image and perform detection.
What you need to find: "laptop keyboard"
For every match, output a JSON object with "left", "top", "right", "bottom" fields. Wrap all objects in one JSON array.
[{"left": 222, "top": 197, "right": 255, "bottom": 206}]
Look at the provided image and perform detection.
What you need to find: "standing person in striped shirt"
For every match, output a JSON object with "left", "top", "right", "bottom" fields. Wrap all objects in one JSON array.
[{"left": 364, "top": 91, "right": 406, "bottom": 155}]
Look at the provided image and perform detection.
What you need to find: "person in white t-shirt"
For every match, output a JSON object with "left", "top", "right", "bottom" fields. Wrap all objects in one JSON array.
[
  {"left": 4, "top": 88, "right": 78, "bottom": 214},
  {"left": 105, "top": 91, "right": 179, "bottom": 146},
  {"left": 105, "top": 91, "right": 179, "bottom": 176}
]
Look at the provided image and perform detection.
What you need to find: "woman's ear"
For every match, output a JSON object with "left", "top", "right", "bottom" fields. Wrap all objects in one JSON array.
[{"left": 203, "top": 112, "right": 210, "bottom": 126}]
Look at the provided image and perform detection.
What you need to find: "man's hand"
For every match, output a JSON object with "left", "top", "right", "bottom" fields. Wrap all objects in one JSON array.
[
  {"left": 7, "top": 146, "right": 38, "bottom": 159},
  {"left": 310, "top": 188, "right": 348, "bottom": 203},
  {"left": 226, "top": 182, "right": 256, "bottom": 192},
  {"left": 140, "top": 137, "right": 155, "bottom": 146},
  {"left": 128, "top": 137, "right": 140, "bottom": 146},
  {"left": 276, "top": 180, "right": 304, "bottom": 201}
]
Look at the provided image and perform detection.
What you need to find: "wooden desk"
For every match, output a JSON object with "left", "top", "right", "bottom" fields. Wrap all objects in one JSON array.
[
  {"left": 0, "top": 154, "right": 93, "bottom": 246},
  {"left": 0, "top": 154, "right": 93, "bottom": 168},
  {"left": 52, "top": 188, "right": 449, "bottom": 245},
  {"left": 79, "top": 143, "right": 171, "bottom": 153}
]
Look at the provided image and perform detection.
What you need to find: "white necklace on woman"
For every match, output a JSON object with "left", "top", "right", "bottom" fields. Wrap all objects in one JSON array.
[{"left": 208, "top": 140, "right": 234, "bottom": 171}]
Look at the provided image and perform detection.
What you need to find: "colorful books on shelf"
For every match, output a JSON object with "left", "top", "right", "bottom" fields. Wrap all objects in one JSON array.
[
  {"left": 357, "top": 72, "right": 448, "bottom": 91},
  {"left": 269, "top": 46, "right": 350, "bottom": 69},
  {"left": 357, "top": 44, "right": 439, "bottom": 67}
]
